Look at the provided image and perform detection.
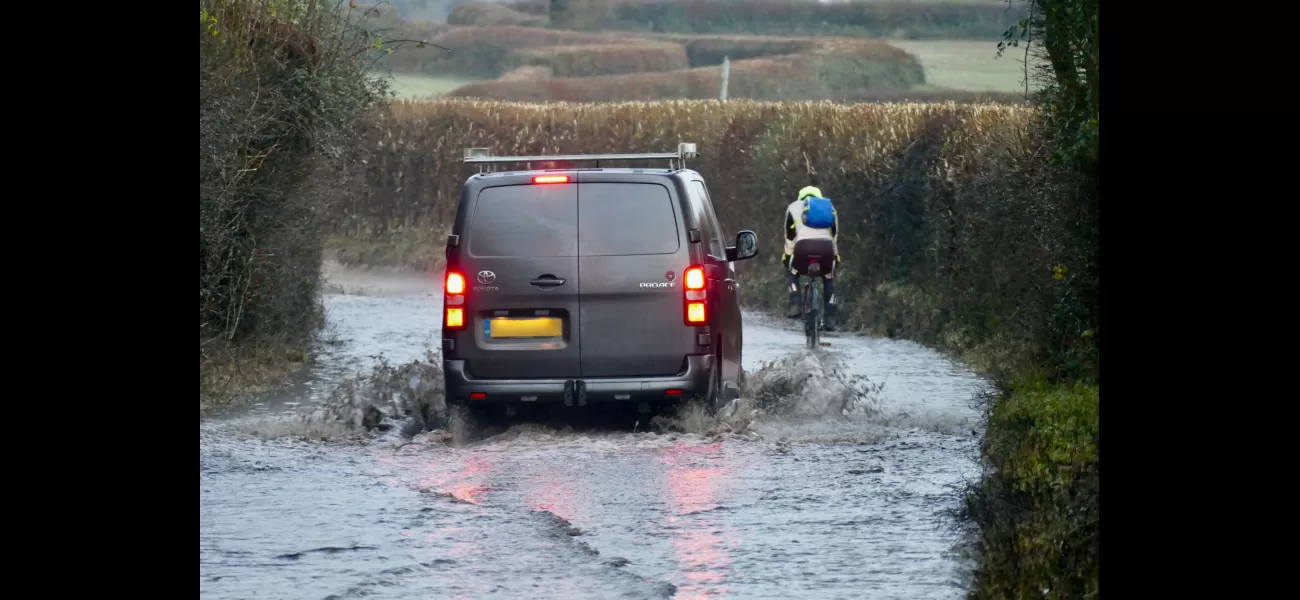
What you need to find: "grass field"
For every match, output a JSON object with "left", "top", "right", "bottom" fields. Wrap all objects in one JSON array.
[
  {"left": 884, "top": 39, "right": 1036, "bottom": 93},
  {"left": 382, "top": 72, "right": 481, "bottom": 99}
]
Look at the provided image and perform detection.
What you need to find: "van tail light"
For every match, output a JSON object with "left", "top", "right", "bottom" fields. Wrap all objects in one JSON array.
[
  {"left": 532, "top": 175, "right": 569, "bottom": 184},
  {"left": 684, "top": 266, "right": 705, "bottom": 291},
  {"left": 686, "top": 301, "right": 706, "bottom": 324},
  {"left": 446, "top": 271, "right": 466, "bottom": 295},
  {"left": 683, "top": 265, "right": 708, "bottom": 325},
  {"left": 444, "top": 269, "right": 467, "bottom": 330},
  {"left": 446, "top": 307, "right": 464, "bottom": 328}
]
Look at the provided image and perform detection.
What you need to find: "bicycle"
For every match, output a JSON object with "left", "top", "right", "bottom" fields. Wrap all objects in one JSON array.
[{"left": 801, "top": 260, "right": 826, "bottom": 350}]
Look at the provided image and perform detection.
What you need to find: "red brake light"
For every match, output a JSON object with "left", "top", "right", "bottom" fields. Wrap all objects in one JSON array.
[
  {"left": 532, "top": 175, "right": 569, "bottom": 184},
  {"left": 682, "top": 264, "right": 708, "bottom": 326},
  {"left": 684, "top": 266, "right": 705, "bottom": 290},
  {"left": 446, "top": 271, "right": 465, "bottom": 295},
  {"left": 445, "top": 270, "right": 468, "bottom": 330}
]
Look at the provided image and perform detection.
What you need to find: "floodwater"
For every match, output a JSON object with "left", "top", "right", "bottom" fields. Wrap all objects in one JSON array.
[{"left": 200, "top": 263, "right": 990, "bottom": 599}]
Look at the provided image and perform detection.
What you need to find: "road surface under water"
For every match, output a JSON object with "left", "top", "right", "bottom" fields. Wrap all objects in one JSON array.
[{"left": 200, "top": 263, "right": 989, "bottom": 600}]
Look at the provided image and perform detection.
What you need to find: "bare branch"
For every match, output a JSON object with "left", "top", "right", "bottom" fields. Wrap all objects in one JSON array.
[{"left": 349, "top": 38, "right": 449, "bottom": 59}]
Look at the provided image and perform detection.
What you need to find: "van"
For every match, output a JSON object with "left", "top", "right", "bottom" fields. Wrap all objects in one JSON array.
[{"left": 441, "top": 144, "right": 758, "bottom": 424}]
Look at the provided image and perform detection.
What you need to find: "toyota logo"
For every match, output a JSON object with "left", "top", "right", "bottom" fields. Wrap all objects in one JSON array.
[{"left": 476, "top": 270, "right": 496, "bottom": 284}]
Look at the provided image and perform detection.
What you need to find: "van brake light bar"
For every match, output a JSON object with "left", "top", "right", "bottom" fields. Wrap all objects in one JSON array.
[{"left": 463, "top": 143, "right": 698, "bottom": 172}]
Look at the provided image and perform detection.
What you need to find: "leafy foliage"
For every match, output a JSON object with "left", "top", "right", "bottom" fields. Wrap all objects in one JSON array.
[
  {"left": 964, "top": 3, "right": 1099, "bottom": 597},
  {"left": 199, "top": 0, "right": 402, "bottom": 405},
  {"left": 338, "top": 99, "right": 1090, "bottom": 379},
  {"left": 963, "top": 376, "right": 1099, "bottom": 599},
  {"left": 997, "top": 0, "right": 1098, "bottom": 383}
]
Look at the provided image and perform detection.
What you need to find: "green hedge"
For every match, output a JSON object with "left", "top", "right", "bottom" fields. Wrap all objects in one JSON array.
[
  {"left": 200, "top": 0, "right": 387, "bottom": 408},
  {"left": 964, "top": 376, "right": 1099, "bottom": 598},
  {"left": 342, "top": 99, "right": 1095, "bottom": 378}
]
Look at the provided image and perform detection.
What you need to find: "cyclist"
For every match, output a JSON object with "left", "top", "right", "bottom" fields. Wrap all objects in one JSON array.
[{"left": 782, "top": 185, "right": 839, "bottom": 331}]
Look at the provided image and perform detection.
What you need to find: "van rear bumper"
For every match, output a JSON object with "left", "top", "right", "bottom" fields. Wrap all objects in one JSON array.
[{"left": 443, "top": 355, "right": 712, "bottom": 404}]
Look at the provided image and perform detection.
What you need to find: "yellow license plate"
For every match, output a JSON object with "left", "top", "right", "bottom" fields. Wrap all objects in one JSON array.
[{"left": 485, "top": 317, "right": 562, "bottom": 339}]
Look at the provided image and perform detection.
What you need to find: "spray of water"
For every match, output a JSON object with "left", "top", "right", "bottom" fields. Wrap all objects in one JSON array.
[
  {"left": 227, "top": 351, "right": 446, "bottom": 441},
  {"left": 648, "top": 349, "right": 887, "bottom": 443},
  {"left": 223, "top": 339, "right": 975, "bottom": 450}
]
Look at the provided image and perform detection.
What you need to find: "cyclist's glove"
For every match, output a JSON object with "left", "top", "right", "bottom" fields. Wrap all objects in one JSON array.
[{"left": 781, "top": 253, "right": 791, "bottom": 269}]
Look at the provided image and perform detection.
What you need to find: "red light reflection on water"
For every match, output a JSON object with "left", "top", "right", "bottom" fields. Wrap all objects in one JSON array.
[
  {"left": 371, "top": 450, "right": 500, "bottom": 596},
  {"left": 524, "top": 478, "right": 577, "bottom": 523},
  {"left": 661, "top": 442, "right": 732, "bottom": 599},
  {"left": 379, "top": 451, "right": 496, "bottom": 505},
  {"left": 429, "top": 454, "right": 494, "bottom": 504}
]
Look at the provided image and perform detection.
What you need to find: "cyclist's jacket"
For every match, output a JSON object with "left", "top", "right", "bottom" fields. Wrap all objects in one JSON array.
[{"left": 783, "top": 199, "right": 839, "bottom": 261}]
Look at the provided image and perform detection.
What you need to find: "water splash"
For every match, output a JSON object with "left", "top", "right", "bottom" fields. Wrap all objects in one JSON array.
[{"left": 227, "top": 353, "right": 446, "bottom": 442}]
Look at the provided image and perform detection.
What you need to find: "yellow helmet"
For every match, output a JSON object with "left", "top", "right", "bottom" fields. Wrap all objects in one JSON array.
[{"left": 797, "top": 186, "right": 822, "bottom": 201}]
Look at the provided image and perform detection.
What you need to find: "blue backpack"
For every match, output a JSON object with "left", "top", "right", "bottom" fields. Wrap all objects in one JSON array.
[{"left": 801, "top": 196, "right": 836, "bottom": 229}]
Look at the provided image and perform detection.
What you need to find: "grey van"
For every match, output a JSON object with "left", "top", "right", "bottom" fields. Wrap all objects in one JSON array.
[{"left": 441, "top": 144, "right": 759, "bottom": 423}]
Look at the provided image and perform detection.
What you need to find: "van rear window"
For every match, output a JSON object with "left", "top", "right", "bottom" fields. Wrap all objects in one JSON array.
[
  {"left": 578, "top": 183, "right": 680, "bottom": 256},
  {"left": 468, "top": 184, "right": 577, "bottom": 257}
]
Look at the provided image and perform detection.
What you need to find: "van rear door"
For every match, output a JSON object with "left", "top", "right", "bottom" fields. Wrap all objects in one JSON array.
[
  {"left": 455, "top": 178, "right": 581, "bottom": 379},
  {"left": 576, "top": 179, "right": 696, "bottom": 377}
]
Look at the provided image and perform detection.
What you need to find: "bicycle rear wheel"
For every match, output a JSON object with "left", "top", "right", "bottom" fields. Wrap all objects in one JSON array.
[{"left": 805, "top": 283, "right": 820, "bottom": 349}]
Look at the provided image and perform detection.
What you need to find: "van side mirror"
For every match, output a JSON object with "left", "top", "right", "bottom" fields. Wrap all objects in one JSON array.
[{"left": 726, "top": 230, "right": 759, "bottom": 261}]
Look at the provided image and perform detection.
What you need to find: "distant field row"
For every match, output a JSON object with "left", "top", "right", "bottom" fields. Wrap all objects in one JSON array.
[
  {"left": 489, "top": 0, "right": 1025, "bottom": 40},
  {"left": 379, "top": 39, "right": 1030, "bottom": 100}
]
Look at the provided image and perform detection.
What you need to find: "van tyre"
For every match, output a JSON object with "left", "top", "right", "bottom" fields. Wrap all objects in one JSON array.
[
  {"left": 446, "top": 397, "right": 482, "bottom": 445},
  {"left": 702, "top": 353, "right": 723, "bottom": 416}
]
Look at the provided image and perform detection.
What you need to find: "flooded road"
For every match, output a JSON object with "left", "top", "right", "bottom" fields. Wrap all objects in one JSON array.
[{"left": 200, "top": 263, "right": 989, "bottom": 599}]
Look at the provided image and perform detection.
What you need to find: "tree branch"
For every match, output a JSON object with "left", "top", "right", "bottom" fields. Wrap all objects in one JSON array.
[{"left": 349, "top": 38, "right": 449, "bottom": 59}]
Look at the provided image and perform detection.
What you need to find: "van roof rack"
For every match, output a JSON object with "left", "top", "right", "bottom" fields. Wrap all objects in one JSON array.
[{"left": 462, "top": 143, "right": 697, "bottom": 172}]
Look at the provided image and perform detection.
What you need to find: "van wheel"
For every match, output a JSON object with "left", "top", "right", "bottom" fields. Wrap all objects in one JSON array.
[
  {"left": 447, "top": 398, "right": 481, "bottom": 445},
  {"left": 703, "top": 354, "right": 723, "bottom": 416}
]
